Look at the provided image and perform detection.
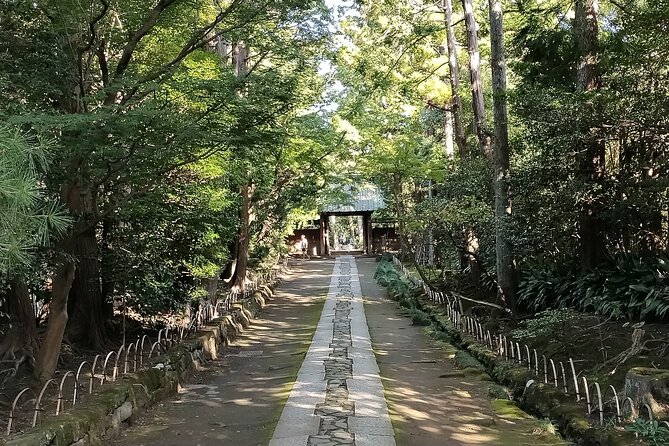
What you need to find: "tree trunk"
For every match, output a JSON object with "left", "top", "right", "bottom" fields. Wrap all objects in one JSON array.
[
  {"left": 232, "top": 183, "right": 251, "bottom": 290},
  {"left": 464, "top": 227, "right": 481, "bottom": 281},
  {"left": 462, "top": 0, "right": 492, "bottom": 160},
  {"left": 36, "top": 258, "right": 75, "bottom": 381},
  {"left": 62, "top": 179, "right": 106, "bottom": 349},
  {"left": 66, "top": 226, "right": 106, "bottom": 349},
  {"left": 222, "top": 238, "right": 238, "bottom": 282},
  {"left": 231, "top": 41, "right": 251, "bottom": 290},
  {"left": 456, "top": 0, "right": 485, "bottom": 284},
  {"left": 575, "top": 0, "right": 599, "bottom": 91},
  {"left": 443, "top": 0, "right": 467, "bottom": 157},
  {"left": 624, "top": 367, "right": 669, "bottom": 422},
  {"left": 100, "top": 216, "right": 116, "bottom": 321},
  {"left": 489, "top": 0, "right": 517, "bottom": 313},
  {"left": 330, "top": 215, "right": 339, "bottom": 250},
  {"left": 444, "top": 110, "right": 455, "bottom": 159},
  {"left": 575, "top": 0, "right": 605, "bottom": 270},
  {"left": 10, "top": 281, "right": 38, "bottom": 353},
  {"left": 232, "top": 41, "right": 249, "bottom": 78},
  {"left": 0, "top": 281, "right": 39, "bottom": 371},
  {"left": 215, "top": 35, "right": 230, "bottom": 67}
]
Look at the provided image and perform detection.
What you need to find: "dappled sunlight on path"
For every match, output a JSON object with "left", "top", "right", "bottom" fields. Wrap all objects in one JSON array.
[
  {"left": 113, "top": 260, "right": 331, "bottom": 446},
  {"left": 357, "top": 258, "right": 568, "bottom": 446},
  {"left": 113, "top": 258, "right": 567, "bottom": 446}
]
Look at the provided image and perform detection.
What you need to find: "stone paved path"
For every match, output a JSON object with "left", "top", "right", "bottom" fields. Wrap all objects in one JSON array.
[
  {"left": 114, "top": 256, "right": 566, "bottom": 446},
  {"left": 269, "top": 256, "right": 394, "bottom": 446}
]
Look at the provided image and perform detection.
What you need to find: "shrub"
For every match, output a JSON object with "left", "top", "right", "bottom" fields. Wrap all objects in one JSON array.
[
  {"left": 518, "top": 254, "right": 669, "bottom": 321},
  {"left": 624, "top": 419, "right": 669, "bottom": 446}
]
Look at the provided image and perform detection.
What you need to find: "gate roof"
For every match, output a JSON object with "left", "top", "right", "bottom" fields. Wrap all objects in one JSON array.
[{"left": 320, "top": 184, "right": 385, "bottom": 214}]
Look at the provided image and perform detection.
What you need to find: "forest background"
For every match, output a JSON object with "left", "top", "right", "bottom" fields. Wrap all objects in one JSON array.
[{"left": 0, "top": 0, "right": 667, "bottom": 386}]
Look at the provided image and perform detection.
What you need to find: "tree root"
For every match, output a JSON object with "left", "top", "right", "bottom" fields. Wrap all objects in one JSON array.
[
  {"left": 0, "top": 326, "right": 36, "bottom": 384},
  {"left": 598, "top": 329, "right": 645, "bottom": 375},
  {"left": 0, "top": 354, "right": 34, "bottom": 386}
]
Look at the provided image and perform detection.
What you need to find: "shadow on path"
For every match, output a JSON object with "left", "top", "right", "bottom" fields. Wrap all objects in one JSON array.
[
  {"left": 113, "top": 257, "right": 567, "bottom": 446},
  {"left": 356, "top": 257, "right": 569, "bottom": 446},
  {"left": 113, "top": 260, "right": 331, "bottom": 446}
]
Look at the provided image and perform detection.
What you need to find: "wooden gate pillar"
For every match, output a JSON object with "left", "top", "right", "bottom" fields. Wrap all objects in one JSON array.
[
  {"left": 319, "top": 213, "right": 327, "bottom": 256},
  {"left": 363, "top": 212, "right": 373, "bottom": 254}
]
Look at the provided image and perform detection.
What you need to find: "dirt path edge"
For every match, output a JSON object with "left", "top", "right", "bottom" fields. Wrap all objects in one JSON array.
[
  {"left": 410, "top": 296, "right": 637, "bottom": 446},
  {"left": 3, "top": 285, "right": 278, "bottom": 446}
]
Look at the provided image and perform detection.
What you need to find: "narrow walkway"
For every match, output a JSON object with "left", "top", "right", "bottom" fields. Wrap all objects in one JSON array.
[
  {"left": 113, "top": 260, "right": 331, "bottom": 446},
  {"left": 269, "top": 256, "right": 394, "bottom": 446},
  {"left": 115, "top": 257, "right": 566, "bottom": 446},
  {"left": 356, "top": 258, "right": 566, "bottom": 445}
]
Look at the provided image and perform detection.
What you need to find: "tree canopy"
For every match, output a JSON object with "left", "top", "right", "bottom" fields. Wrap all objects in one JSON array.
[{"left": 0, "top": 0, "right": 668, "bottom": 383}]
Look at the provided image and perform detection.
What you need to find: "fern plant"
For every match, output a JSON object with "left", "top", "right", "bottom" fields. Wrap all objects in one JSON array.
[{"left": 518, "top": 255, "right": 669, "bottom": 322}]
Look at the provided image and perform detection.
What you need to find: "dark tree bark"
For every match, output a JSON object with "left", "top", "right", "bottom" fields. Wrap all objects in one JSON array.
[
  {"left": 100, "top": 216, "right": 116, "bottom": 320},
  {"left": 575, "top": 0, "right": 606, "bottom": 270},
  {"left": 9, "top": 281, "right": 38, "bottom": 352},
  {"left": 66, "top": 224, "right": 106, "bottom": 349},
  {"left": 489, "top": 0, "right": 517, "bottom": 313},
  {"left": 232, "top": 183, "right": 251, "bottom": 290},
  {"left": 442, "top": 0, "right": 466, "bottom": 157},
  {"left": 231, "top": 41, "right": 251, "bottom": 290},
  {"left": 462, "top": 0, "right": 492, "bottom": 160},
  {"left": 36, "top": 258, "right": 76, "bottom": 382},
  {"left": 575, "top": 0, "right": 599, "bottom": 91},
  {"left": 0, "top": 281, "right": 39, "bottom": 373},
  {"left": 459, "top": 0, "right": 489, "bottom": 284},
  {"left": 61, "top": 175, "right": 106, "bottom": 349}
]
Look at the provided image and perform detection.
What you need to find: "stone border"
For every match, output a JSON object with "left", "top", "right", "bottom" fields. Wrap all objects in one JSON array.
[
  {"left": 309, "top": 258, "right": 355, "bottom": 445},
  {"left": 2, "top": 285, "right": 276, "bottom": 446}
]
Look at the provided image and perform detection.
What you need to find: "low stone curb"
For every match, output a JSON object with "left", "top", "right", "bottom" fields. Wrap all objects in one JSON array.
[
  {"left": 412, "top": 297, "right": 637, "bottom": 446},
  {"left": 3, "top": 285, "right": 276, "bottom": 446}
]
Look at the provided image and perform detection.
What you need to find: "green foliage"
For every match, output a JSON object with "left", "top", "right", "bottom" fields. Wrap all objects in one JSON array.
[
  {"left": 488, "top": 384, "right": 512, "bottom": 400},
  {"left": 624, "top": 419, "right": 669, "bottom": 446},
  {"left": 375, "top": 260, "right": 433, "bottom": 325},
  {"left": 518, "top": 256, "right": 669, "bottom": 321},
  {"left": 0, "top": 0, "right": 338, "bottom": 330},
  {"left": 374, "top": 260, "right": 420, "bottom": 302},
  {"left": 125, "top": 264, "right": 191, "bottom": 316},
  {"left": 501, "top": 1, "right": 669, "bottom": 322},
  {"left": 454, "top": 350, "right": 485, "bottom": 371},
  {"left": 0, "top": 127, "right": 70, "bottom": 277},
  {"left": 510, "top": 309, "right": 593, "bottom": 358},
  {"left": 511, "top": 309, "right": 582, "bottom": 341},
  {"left": 189, "top": 288, "right": 211, "bottom": 304},
  {"left": 408, "top": 307, "right": 432, "bottom": 326},
  {"left": 332, "top": 0, "right": 457, "bottom": 256}
]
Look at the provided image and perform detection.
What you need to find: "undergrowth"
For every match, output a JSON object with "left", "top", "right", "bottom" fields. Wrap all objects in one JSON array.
[
  {"left": 518, "top": 255, "right": 669, "bottom": 321},
  {"left": 375, "top": 260, "right": 428, "bottom": 326},
  {"left": 624, "top": 419, "right": 669, "bottom": 446}
]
